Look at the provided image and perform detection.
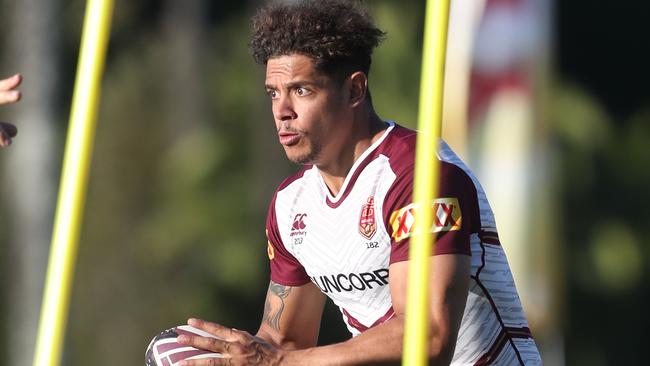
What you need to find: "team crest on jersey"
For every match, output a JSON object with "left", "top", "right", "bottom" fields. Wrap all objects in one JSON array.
[
  {"left": 359, "top": 196, "right": 377, "bottom": 239},
  {"left": 389, "top": 197, "right": 462, "bottom": 242}
]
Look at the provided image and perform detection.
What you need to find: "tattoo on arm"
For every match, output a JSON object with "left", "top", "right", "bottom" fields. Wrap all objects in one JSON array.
[{"left": 262, "top": 281, "right": 292, "bottom": 331}]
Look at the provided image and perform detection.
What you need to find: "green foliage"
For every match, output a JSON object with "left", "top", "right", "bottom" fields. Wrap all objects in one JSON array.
[
  {"left": 370, "top": 0, "right": 424, "bottom": 128},
  {"left": 552, "top": 81, "right": 650, "bottom": 365}
]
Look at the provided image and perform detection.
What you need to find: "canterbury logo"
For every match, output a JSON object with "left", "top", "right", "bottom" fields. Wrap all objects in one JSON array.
[
  {"left": 389, "top": 198, "right": 462, "bottom": 242},
  {"left": 291, "top": 213, "right": 307, "bottom": 231}
]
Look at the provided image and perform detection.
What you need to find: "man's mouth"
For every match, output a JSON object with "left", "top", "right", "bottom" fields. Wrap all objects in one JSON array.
[{"left": 278, "top": 131, "right": 300, "bottom": 146}]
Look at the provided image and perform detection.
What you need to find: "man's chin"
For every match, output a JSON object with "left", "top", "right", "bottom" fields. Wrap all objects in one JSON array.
[
  {"left": 284, "top": 150, "right": 316, "bottom": 165},
  {"left": 286, "top": 155, "right": 315, "bottom": 165},
  {"left": 283, "top": 142, "right": 321, "bottom": 165}
]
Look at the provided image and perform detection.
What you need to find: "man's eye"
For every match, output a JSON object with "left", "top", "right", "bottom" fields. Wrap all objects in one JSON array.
[
  {"left": 296, "top": 87, "right": 311, "bottom": 96},
  {"left": 267, "top": 90, "right": 279, "bottom": 99}
]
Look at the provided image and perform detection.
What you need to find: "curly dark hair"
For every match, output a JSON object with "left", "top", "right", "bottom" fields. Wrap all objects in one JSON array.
[{"left": 250, "top": 0, "right": 386, "bottom": 80}]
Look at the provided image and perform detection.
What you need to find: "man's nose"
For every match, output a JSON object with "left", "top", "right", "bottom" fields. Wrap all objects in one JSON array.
[{"left": 273, "top": 95, "right": 297, "bottom": 122}]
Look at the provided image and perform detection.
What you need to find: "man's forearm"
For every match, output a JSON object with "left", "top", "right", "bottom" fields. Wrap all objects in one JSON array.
[
  {"left": 283, "top": 314, "right": 454, "bottom": 366},
  {"left": 284, "top": 316, "right": 406, "bottom": 366}
]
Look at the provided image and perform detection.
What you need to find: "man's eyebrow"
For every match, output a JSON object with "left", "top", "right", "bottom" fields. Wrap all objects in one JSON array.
[
  {"left": 285, "top": 80, "right": 319, "bottom": 89},
  {"left": 265, "top": 80, "right": 320, "bottom": 90}
]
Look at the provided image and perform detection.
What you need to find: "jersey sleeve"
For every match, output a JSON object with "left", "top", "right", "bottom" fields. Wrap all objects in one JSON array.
[
  {"left": 265, "top": 193, "right": 311, "bottom": 286},
  {"left": 383, "top": 162, "right": 480, "bottom": 264}
]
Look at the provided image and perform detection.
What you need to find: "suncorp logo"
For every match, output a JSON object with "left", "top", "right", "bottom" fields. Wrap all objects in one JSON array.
[{"left": 310, "top": 268, "right": 389, "bottom": 293}]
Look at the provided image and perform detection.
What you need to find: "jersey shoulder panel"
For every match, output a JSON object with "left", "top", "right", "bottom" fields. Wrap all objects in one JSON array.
[
  {"left": 378, "top": 126, "right": 480, "bottom": 262},
  {"left": 375, "top": 124, "right": 417, "bottom": 175}
]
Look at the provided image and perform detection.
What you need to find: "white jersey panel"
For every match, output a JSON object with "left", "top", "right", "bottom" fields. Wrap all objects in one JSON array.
[{"left": 275, "top": 156, "right": 396, "bottom": 335}]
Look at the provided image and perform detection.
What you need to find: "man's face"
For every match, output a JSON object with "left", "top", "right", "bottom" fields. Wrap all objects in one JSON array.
[{"left": 265, "top": 54, "right": 350, "bottom": 165}]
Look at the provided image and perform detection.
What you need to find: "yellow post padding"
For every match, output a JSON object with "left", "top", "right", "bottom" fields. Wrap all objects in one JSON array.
[
  {"left": 33, "top": 1, "right": 114, "bottom": 365},
  {"left": 402, "top": 0, "right": 451, "bottom": 365}
]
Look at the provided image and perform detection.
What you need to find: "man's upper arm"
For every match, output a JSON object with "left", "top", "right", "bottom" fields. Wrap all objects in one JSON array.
[
  {"left": 262, "top": 190, "right": 325, "bottom": 349},
  {"left": 389, "top": 254, "right": 471, "bottom": 360},
  {"left": 257, "top": 280, "right": 326, "bottom": 350}
]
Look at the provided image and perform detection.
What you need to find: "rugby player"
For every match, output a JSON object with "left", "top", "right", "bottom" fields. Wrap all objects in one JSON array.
[
  {"left": 172, "top": 1, "right": 542, "bottom": 364},
  {"left": 0, "top": 73, "right": 22, "bottom": 147}
]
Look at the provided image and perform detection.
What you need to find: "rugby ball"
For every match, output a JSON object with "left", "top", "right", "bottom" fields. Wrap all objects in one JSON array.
[{"left": 145, "top": 325, "right": 223, "bottom": 366}]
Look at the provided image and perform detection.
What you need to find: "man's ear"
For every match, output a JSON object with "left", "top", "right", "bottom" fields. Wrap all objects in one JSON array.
[{"left": 348, "top": 71, "right": 368, "bottom": 108}]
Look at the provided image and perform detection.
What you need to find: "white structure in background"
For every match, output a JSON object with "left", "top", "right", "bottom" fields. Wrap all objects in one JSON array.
[{"left": 466, "top": 0, "right": 562, "bottom": 364}]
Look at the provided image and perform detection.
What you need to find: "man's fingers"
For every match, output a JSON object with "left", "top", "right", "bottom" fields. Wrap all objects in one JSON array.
[
  {"left": 0, "top": 74, "right": 22, "bottom": 91},
  {"left": 0, "top": 90, "right": 21, "bottom": 105},
  {"left": 0, "top": 74, "right": 22, "bottom": 105},
  {"left": 177, "top": 334, "right": 235, "bottom": 354},
  {"left": 229, "top": 328, "right": 254, "bottom": 343},
  {"left": 188, "top": 318, "right": 237, "bottom": 340}
]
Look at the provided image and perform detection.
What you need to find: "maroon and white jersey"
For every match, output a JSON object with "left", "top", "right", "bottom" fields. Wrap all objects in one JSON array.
[{"left": 265, "top": 122, "right": 541, "bottom": 365}]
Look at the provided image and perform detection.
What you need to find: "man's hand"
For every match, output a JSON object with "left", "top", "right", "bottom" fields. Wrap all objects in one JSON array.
[
  {"left": 0, "top": 74, "right": 21, "bottom": 105},
  {"left": 0, "top": 73, "right": 22, "bottom": 147},
  {"left": 177, "top": 318, "right": 285, "bottom": 366}
]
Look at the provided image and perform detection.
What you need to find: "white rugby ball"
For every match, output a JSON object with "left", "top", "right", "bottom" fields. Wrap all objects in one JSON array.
[{"left": 145, "top": 325, "right": 223, "bottom": 366}]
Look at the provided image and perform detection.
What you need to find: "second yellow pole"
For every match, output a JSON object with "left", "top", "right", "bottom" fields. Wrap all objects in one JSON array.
[{"left": 402, "top": 0, "right": 451, "bottom": 365}]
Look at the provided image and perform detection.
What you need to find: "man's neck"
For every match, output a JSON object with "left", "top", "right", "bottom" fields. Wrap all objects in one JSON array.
[{"left": 317, "top": 111, "right": 387, "bottom": 196}]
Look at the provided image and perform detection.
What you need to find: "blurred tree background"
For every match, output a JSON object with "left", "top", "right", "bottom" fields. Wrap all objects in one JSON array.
[{"left": 0, "top": 0, "right": 647, "bottom": 365}]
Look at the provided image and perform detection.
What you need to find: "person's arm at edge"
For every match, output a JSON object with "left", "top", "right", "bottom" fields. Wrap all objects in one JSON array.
[{"left": 0, "top": 73, "right": 22, "bottom": 147}]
